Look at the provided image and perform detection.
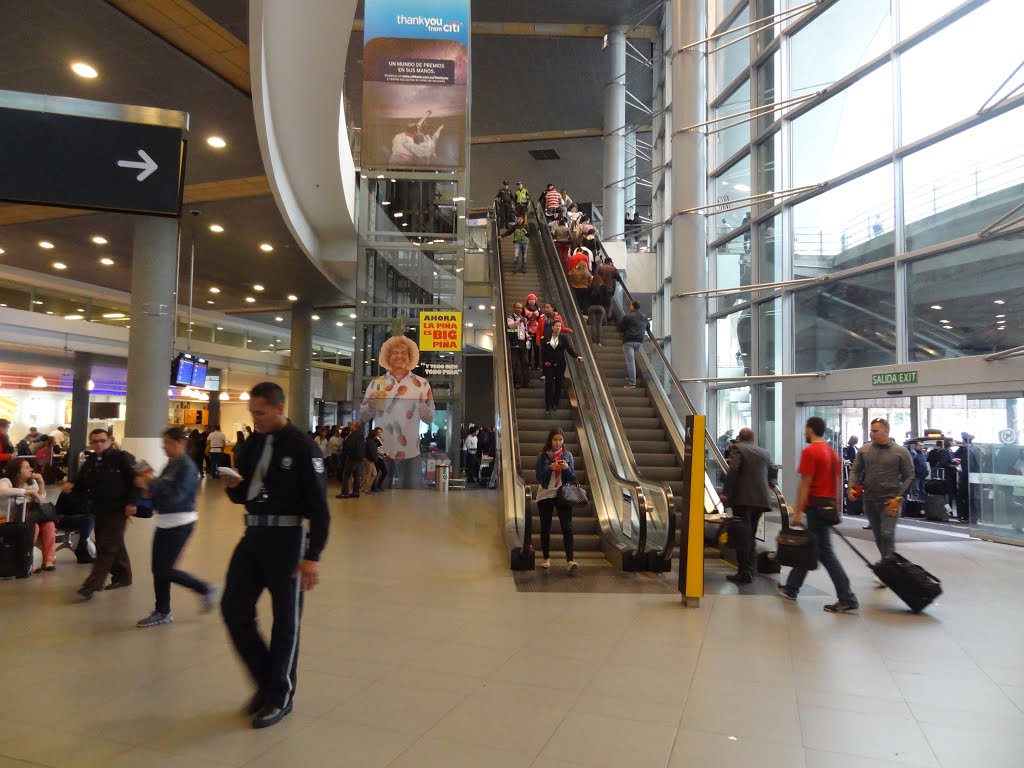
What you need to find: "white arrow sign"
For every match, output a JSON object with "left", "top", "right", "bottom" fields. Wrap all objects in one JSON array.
[{"left": 117, "top": 149, "right": 158, "bottom": 181}]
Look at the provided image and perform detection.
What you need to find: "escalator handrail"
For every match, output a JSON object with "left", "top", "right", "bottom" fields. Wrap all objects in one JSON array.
[
  {"left": 490, "top": 205, "right": 531, "bottom": 555},
  {"left": 531, "top": 202, "right": 664, "bottom": 556}
]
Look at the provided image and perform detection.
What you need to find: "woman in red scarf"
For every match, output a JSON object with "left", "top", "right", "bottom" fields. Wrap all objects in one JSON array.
[{"left": 534, "top": 428, "right": 579, "bottom": 573}]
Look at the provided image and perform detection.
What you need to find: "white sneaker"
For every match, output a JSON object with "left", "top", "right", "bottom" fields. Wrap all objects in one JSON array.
[
  {"left": 567, "top": 561, "right": 579, "bottom": 575},
  {"left": 540, "top": 559, "right": 551, "bottom": 569}
]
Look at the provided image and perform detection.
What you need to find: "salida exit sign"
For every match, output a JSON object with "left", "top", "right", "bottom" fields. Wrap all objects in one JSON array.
[{"left": 871, "top": 370, "right": 918, "bottom": 386}]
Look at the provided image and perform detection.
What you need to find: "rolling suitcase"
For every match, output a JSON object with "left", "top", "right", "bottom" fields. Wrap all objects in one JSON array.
[
  {"left": 0, "top": 498, "right": 34, "bottom": 579},
  {"left": 925, "top": 494, "right": 949, "bottom": 522},
  {"left": 835, "top": 528, "right": 941, "bottom": 613}
]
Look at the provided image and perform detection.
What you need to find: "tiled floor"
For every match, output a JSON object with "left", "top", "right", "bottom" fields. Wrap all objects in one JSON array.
[{"left": 2, "top": 483, "right": 1024, "bottom": 767}]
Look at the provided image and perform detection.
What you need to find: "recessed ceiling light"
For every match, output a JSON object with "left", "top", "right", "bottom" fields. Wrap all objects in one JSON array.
[
  {"left": 939, "top": 319, "right": 949, "bottom": 323},
  {"left": 996, "top": 314, "right": 1006, "bottom": 319},
  {"left": 39, "top": 241, "right": 54, "bottom": 249},
  {"left": 381, "top": 201, "right": 391, "bottom": 206},
  {"left": 45, "top": 311, "right": 54, "bottom": 315},
  {"left": 452, "top": 196, "right": 466, "bottom": 202},
  {"left": 349, "top": 313, "right": 357, "bottom": 319},
  {"left": 287, "top": 294, "right": 298, "bottom": 301},
  {"left": 102, "top": 312, "right": 125, "bottom": 319},
  {"left": 216, "top": 326, "right": 223, "bottom": 330},
  {"left": 0, "top": 248, "right": 4, "bottom": 254},
  {"left": 209, "top": 224, "right": 224, "bottom": 233},
  {"left": 91, "top": 235, "right": 107, "bottom": 245},
  {"left": 99, "top": 257, "right": 114, "bottom": 266},
  {"left": 275, "top": 316, "right": 283, "bottom": 322},
  {"left": 245, "top": 296, "right": 256, "bottom": 303},
  {"left": 253, "top": 284, "right": 265, "bottom": 291},
  {"left": 207, "top": 300, "right": 215, "bottom": 304},
  {"left": 930, "top": 305, "right": 942, "bottom": 310},
  {"left": 376, "top": 174, "right": 384, "bottom": 179},
  {"left": 393, "top": 212, "right": 404, "bottom": 218},
  {"left": 310, "top": 314, "right": 319, "bottom": 320},
  {"left": 477, "top": 304, "right": 485, "bottom": 310},
  {"left": 70, "top": 61, "right": 98, "bottom": 79},
  {"left": 390, "top": 178, "right": 397, "bottom": 183},
  {"left": 401, "top": 222, "right": 408, "bottom": 227},
  {"left": 209, "top": 287, "right": 221, "bottom": 294},
  {"left": 64, "top": 314, "right": 83, "bottom": 320},
  {"left": 466, "top": 322, "right": 474, "bottom": 327},
  {"left": 32, "top": 300, "right": 43, "bottom": 305},
  {"left": 259, "top": 243, "right": 273, "bottom": 252},
  {"left": 207, "top": 136, "right": 227, "bottom": 149},
  {"left": 336, "top": 321, "right": 343, "bottom": 327},
  {"left": 995, "top": 299, "right": 1006, "bottom": 305},
  {"left": 52, "top": 262, "right": 67, "bottom": 270}
]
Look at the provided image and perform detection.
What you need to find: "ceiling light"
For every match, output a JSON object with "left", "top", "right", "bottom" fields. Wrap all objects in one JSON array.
[
  {"left": 995, "top": 299, "right": 1006, "bottom": 305},
  {"left": 336, "top": 321, "right": 343, "bottom": 327},
  {"left": 253, "top": 284, "right": 265, "bottom": 291},
  {"left": 91, "top": 236, "right": 107, "bottom": 245},
  {"left": 64, "top": 314, "right": 83, "bottom": 320},
  {"left": 77, "top": 308, "right": 85, "bottom": 312},
  {"left": 216, "top": 326, "right": 223, "bottom": 330},
  {"left": 477, "top": 304, "right": 485, "bottom": 310},
  {"left": 401, "top": 222, "right": 408, "bottom": 227},
  {"left": 259, "top": 243, "right": 274, "bottom": 252},
  {"left": 287, "top": 294, "right": 298, "bottom": 301},
  {"left": 209, "top": 224, "right": 224, "bottom": 233},
  {"left": 102, "top": 312, "right": 125, "bottom": 319},
  {"left": 207, "top": 300, "right": 215, "bottom": 304},
  {"left": 0, "top": 248, "right": 4, "bottom": 254},
  {"left": 311, "top": 314, "right": 320, "bottom": 320},
  {"left": 239, "top": 391, "right": 250, "bottom": 401},
  {"left": 209, "top": 287, "right": 221, "bottom": 294},
  {"left": 996, "top": 314, "right": 1006, "bottom": 319},
  {"left": 930, "top": 305, "right": 942, "bottom": 310},
  {"left": 70, "top": 61, "right": 98, "bottom": 79},
  {"left": 360, "top": 300, "right": 368, "bottom": 304},
  {"left": 31, "top": 375, "right": 48, "bottom": 388},
  {"left": 939, "top": 319, "right": 949, "bottom": 323},
  {"left": 100, "top": 257, "right": 114, "bottom": 266},
  {"left": 734, "top": 184, "right": 751, "bottom": 193},
  {"left": 86, "top": 379, "right": 95, "bottom": 391},
  {"left": 168, "top": 388, "right": 174, "bottom": 397},
  {"left": 275, "top": 316, "right": 284, "bottom": 322},
  {"left": 245, "top": 296, "right": 256, "bottom": 303},
  {"left": 390, "top": 178, "right": 397, "bottom": 183},
  {"left": 219, "top": 391, "right": 230, "bottom": 401},
  {"left": 349, "top": 313, "right": 357, "bottom": 319},
  {"left": 181, "top": 386, "right": 195, "bottom": 397},
  {"left": 452, "top": 196, "right": 466, "bottom": 202},
  {"left": 394, "top": 212, "right": 404, "bottom": 218},
  {"left": 206, "top": 136, "right": 227, "bottom": 149},
  {"left": 381, "top": 201, "right": 391, "bottom": 206},
  {"left": 32, "top": 300, "right": 43, "bottom": 305},
  {"left": 39, "top": 241, "right": 54, "bottom": 249},
  {"left": 466, "top": 322, "right": 474, "bottom": 328},
  {"left": 52, "top": 262, "right": 67, "bottom": 270},
  {"left": 45, "top": 311, "right": 53, "bottom": 315}
]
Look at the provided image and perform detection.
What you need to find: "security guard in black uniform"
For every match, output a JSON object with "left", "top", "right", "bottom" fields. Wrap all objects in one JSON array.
[{"left": 220, "top": 382, "right": 330, "bottom": 729}]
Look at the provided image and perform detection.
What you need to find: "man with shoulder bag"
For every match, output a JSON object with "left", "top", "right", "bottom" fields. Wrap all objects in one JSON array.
[
  {"left": 777, "top": 417, "right": 859, "bottom": 613},
  {"left": 721, "top": 428, "right": 775, "bottom": 584}
]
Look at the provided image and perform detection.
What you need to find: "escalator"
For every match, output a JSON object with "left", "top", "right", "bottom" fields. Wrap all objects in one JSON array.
[{"left": 496, "top": 230, "right": 605, "bottom": 562}]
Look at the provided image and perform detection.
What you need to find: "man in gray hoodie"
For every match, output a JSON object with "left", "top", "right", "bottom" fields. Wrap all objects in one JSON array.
[{"left": 847, "top": 417, "right": 913, "bottom": 559}]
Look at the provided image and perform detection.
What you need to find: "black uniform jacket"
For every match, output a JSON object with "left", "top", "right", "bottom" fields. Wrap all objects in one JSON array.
[{"left": 226, "top": 421, "right": 330, "bottom": 562}]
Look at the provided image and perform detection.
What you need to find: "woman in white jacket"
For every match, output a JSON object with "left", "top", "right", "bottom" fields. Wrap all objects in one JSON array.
[{"left": 1, "top": 458, "right": 56, "bottom": 571}]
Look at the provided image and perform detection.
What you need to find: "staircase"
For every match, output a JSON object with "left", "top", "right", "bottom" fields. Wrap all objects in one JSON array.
[
  {"left": 589, "top": 316, "right": 687, "bottom": 503},
  {"left": 498, "top": 236, "right": 605, "bottom": 563}
]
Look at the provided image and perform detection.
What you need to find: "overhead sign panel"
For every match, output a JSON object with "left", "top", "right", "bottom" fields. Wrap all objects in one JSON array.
[
  {"left": 0, "top": 91, "right": 186, "bottom": 217},
  {"left": 362, "top": 0, "right": 470, "bottom": 170}
]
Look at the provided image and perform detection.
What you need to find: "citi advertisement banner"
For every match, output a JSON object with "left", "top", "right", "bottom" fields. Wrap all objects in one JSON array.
[{"left": 362, "top": 0, "right": 470, "bottom": 170}]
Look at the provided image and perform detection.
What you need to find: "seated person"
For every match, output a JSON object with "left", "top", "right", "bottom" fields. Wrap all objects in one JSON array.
[
  {"left": 34, "top": 435, "right": 65, "bottom": 484},
  {"left": 1, "top": 458, "right": 57, "bottom": 572}
]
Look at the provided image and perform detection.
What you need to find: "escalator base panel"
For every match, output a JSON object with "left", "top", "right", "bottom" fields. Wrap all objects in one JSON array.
[{"left": 512, "top": 564, "right": 678, "bottom": 594}]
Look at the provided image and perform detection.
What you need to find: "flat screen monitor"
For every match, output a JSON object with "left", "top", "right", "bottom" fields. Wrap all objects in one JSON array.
[
  {"left": 190, "top": 359, "right": 208, "bottom": 388},
  {"left": 172, "top": 354, "right": 194, "bottom": 386}
]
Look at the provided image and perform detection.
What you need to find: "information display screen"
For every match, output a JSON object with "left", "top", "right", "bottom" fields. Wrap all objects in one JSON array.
[
  {"left": 190, "top": 359, "right": 208, "bottom": 388},
  {"left": 172, "top": 354, "right": 194, "bottom": 386}
]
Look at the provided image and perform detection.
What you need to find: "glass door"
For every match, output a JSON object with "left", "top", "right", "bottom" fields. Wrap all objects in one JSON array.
[{"left": 965, "top": 393, "right": 1024, "bottom": 541}]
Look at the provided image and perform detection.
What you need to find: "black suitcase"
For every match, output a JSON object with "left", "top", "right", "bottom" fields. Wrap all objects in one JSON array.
[
  {"left": 0, "top": 495, "right": 34, "bottom": 579},
  {"left": 903, "top": 499, "right": 924, "bottom": 518},
  {"left": 925, "top": 479, "right": 946, "bottom": 495},
  {"left": 845, "top": 496, "right": 863, "bottom": 516},
  {"left": 835, "top": 529, "right": 941, "bottom": 613},
  {"left": 925, "top": 494, "right": 949, "bottom": 522},
  {"left": 510, "top": 546, "right": 535, "bottom": 571}
]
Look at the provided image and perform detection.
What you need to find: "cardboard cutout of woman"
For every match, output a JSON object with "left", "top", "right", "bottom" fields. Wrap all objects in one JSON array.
[{"left": 360, "top": 336, "right": 435, "bottom": 486}]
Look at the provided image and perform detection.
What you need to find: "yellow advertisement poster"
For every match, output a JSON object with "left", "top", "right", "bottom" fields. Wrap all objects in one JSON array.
[{"left": 419, "top": 311, "right": 462, "bottom": 351}]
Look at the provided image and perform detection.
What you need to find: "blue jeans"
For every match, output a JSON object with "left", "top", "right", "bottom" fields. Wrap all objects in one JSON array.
[
  {"left": 514, "top": 242, "right": 527, "bottom": 270},
  {"left": 784, "top": 510, "right": 858, "bottom": 605},
  {"left": 865, "top": 498, "right": 897, "bottom": 558},
  {"left": 623, "top": 341, "right": 642, "bottom": 385}
]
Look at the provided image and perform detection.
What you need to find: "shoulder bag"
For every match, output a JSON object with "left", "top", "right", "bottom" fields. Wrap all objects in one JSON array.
[
  {"left": 810, "top": 450, "right": 842, "bottom": 526},
  {"left": 556, "top": 482, "right": 588, "bottom": 508},
  {"left": 27, "top": 501, "right": 60, "bottom": 525}
]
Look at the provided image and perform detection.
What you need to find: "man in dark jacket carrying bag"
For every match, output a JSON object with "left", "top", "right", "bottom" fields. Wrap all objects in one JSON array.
[
  {"left": 721, "top": 428, "right": 775, "bottom": 583},
  {"left": 220, "top": 382, "right": 330, "bottom": 729}
]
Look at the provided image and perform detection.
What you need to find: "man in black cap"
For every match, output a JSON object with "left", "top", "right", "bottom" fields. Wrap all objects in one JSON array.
[{"left": 495, "top": 180, "right": 515, "bottom": 228}]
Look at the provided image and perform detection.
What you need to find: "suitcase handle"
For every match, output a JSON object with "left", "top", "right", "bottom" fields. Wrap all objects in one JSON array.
[{"left": 833, "top": 527, "right": 874, "bottom": 568}]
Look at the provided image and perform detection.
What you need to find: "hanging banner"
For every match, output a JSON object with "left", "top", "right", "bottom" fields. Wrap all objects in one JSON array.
[
  {"left": 362, "top": 0, "right": 470, "bottom": 170},
  {"left": 419, "top": 311, "right": 463, "bottom": 351}
]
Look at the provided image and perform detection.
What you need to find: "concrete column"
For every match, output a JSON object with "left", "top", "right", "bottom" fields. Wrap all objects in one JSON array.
[
  {"left": 669, "top": 1, "right": 708, "bottom": 412},
  {"left": 289, "top": 304, "right": 313, "bottom": 431},
  {"left": 68, "top": 352, "right": 93, "bottom": 481},
  {"left": 603, "top": 25, "right": 627, "bottom": 240},
  {"left": 625, "top": 126, "right": 638, "bottom": 229},
  {"left": 123, "top": 216, "right": 177, "bottom": 470}
]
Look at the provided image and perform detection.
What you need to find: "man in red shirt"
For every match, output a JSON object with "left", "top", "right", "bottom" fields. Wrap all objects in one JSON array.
[{"left": 778, "top": 416, "right": 859, "bottom": 613}]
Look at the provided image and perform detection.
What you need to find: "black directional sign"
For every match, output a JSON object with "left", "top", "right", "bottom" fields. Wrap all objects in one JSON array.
[{"left": 0, "top": 106, "right": 186, "bottom": 217}]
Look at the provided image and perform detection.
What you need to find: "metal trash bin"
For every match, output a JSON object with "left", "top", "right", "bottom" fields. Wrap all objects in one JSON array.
[{"left": 436, "top": 461, "right": 451, "bottom": 492}]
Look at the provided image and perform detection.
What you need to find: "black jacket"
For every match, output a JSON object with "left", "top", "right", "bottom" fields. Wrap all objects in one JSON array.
[
  {"left": 73, "top": 447, "right": 138, "bottom": 508},
  {"left": 618, "top": 310, "right": 648, "bottom": 343},
  {"left": 541, "top": 336, "right": 579, "bottom": 368},
  {"left": 225, "top": 421, "right": 330, "bottom": 562},
  {"left": 722, "top": 441, "right": 776, "bottom": 510},
  {"left": 343, "top": 430, "right": 367, "bottom": 464}
]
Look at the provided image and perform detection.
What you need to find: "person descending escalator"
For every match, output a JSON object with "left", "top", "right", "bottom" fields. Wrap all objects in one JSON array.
[
  {"left": 523, "top": 294, "right": 543, "bottom": 371},
  {"left": 495, "top": 180, "right": 515, "bottom": 227},
  {"left": 499, "top": 216, "right": 531, "bottom": 273},
  {"left": 541, "top": 319, "right": 582, "bottom": 416},
  {"left": 534, "top": 428, "right": 579, "bottom": 575},
  {"left": 506, "top": 301, "right": 531, "bottom": 388}
]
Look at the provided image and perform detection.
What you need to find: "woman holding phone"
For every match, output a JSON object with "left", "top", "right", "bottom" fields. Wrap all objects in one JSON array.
[{"left": 534, "top": 428, "right": 579, "bottom": 574}]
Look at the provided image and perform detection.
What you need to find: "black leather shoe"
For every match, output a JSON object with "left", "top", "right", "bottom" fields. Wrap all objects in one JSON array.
[
  {"left": 104, "top": 580, "right": 132, "bottom": 590},
  {"left": 76, "top": 585, "right": 95, "bottom": 601},
  {"left": 252, "top": 702, "right": 292, "bottom": 729},
  {"left": 243, "top": 691, "right": 265, "bottom": 716},
  {"left": 726, "top": 572, "right": 753, "bottom": 584}
]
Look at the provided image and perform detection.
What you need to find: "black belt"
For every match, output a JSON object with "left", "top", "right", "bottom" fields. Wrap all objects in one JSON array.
[{"left": 244, "top": 514, "right": 303, "bottom": 527}]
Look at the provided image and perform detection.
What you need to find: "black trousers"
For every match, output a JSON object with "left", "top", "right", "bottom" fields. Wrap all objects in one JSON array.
[
  {"left": 466, "top": 452, "right": 479, "bottom": 482},
  {"left": 341, "top": 461, "right": 363, "bottom": 495},
  {"left": 732, "top": 505, "right": 765, "bottom": 575},
  {"left": 372, "top": 459, "right": 389, "bottom": 490},
  {"left": 537, "top": 498, "right": 574, "bottom": 560},
  {"left": 84, "top": 506, "right": 131, "bottom": 590},
  {"left": 152, "top": 523, "right": 210, "bottom": 614},
  {"left": 530, "top": 341, "right": 542, "bottom": 369},
  {"left": 544, "top": 364, "right": 567, "bottom": 411},
  {"left": 221, "top": 526, "right": 305, "bottom": 709},
  {"left": 509, "top": 344, "right": 530, "bottom": 388}
]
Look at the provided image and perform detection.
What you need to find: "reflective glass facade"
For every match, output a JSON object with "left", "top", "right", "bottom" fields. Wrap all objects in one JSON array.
[{"left": 704, "top": 0, "right": 1024, "bottom": 457}]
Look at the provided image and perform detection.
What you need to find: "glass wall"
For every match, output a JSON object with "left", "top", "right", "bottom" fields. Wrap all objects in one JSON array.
[{"left": 702, "top": 0, "right": 1024, "bottom": 447}]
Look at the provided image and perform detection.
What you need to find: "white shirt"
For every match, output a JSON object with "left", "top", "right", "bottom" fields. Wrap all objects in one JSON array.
[
  {"left": 464, "top": 435, "right": 478, "bottom": 454},
  {"left": 360, "top": 371, "right": 436, "bottom": 461},
  {"left": 208, "top": 430, "right": 226, "bottom": 451},
  {"left": 548, "top": 336, "right": 560, "bottom": 349},
  {"left": 0, "top": 477, "right": 45, "bottom": 520}
]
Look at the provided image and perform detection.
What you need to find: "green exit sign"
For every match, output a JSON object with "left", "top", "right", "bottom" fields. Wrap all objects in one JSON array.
[{"left": 871, "top": 371, "right": 918, "bottom": 386}]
